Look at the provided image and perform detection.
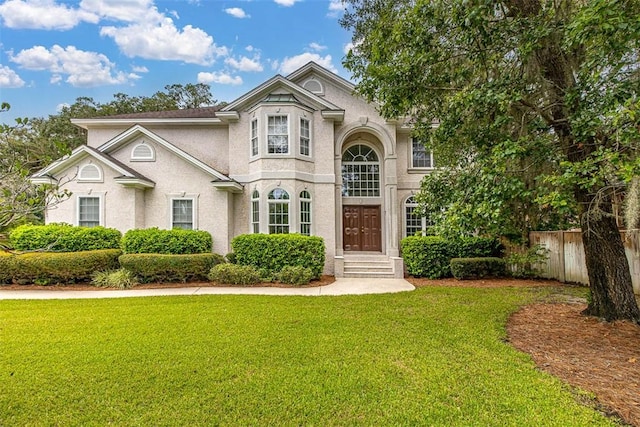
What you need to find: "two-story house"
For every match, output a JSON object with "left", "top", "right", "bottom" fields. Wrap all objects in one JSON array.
[{"left": 31, "top": 62, "right": 433, "bottom": 278}]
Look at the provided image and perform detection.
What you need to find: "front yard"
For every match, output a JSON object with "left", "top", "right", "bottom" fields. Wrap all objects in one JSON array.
[{"left": 0, "top": 285, "right": 624, "bottom": 426}]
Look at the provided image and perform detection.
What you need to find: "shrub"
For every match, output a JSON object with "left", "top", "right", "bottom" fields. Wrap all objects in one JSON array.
[
  {"left": 401, "top": 235, "right": 503, "bottom": 278},
  {"left": 225, "top": 252, "right": 237, "bottom": 264},
  {"left": 10, "top": 224, "right": 121, "bottom": 252},
  {"left": 0, "top": 249, "right": 121, "bottom": 285},
  {"left": 118, "top": 253, "right": 225, "bottom": 283},
  {"left": 450, "top": 257, "right": 507, "bottom": 280},
  {"left": 92, "top": 269, "right": 138, "bottom": 289},
  {"left": 231, "top": 234, "right": 325, "bottom": 278},
  {"left": 277, "top": 266, "right": 314, "bottom": 286},
  {"left": 121, "top": 228, "right": 212, "bottom": 255},
  {"left": 208, "top": 264, "right": 261, "bottom": 286},
  {"left": 506, "top": 244, "right": 550, "bottom": 278}
]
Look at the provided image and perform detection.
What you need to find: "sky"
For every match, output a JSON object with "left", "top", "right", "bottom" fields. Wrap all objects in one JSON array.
[{"left": 0, "top": 0, "right": 356, "bottom": 123}]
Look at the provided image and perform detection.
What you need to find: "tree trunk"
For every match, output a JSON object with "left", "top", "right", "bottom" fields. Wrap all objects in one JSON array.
[{"left": 578, "top": 190, "right": 640, "bottom": 323}]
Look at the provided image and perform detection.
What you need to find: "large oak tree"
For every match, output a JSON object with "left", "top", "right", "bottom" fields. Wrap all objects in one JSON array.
[{"left": 342, "top": 0, "right": 640, "bottom": 321}]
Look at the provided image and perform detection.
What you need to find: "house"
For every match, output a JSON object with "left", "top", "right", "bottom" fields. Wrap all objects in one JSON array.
[{"left": 31, "top": 62, "right": 434, "bottom": 278}]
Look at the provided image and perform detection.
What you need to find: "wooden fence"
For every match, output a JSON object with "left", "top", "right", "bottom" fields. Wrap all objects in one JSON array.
[{"left": 529, "top": 230, "right": 640, "bottom": 295}]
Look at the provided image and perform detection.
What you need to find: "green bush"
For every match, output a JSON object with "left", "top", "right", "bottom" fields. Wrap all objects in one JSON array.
[
  {"left": 10, "top": 224, "right": 121, "bottom": 252},
  {"left": 231, "top": 234, "right": 325, "bottom": 278},
  {"left": 506, "top": 245, "right": 549, "bottom": 278},
  {"left": 92, "top": 269, "right": 138, "bottom": 289},
  {"left": 401, "top": 236, "right": 503, "bottom": 278},
  {"left": 450, "top": 257, "right": 507, "bottom": 280},
  {"left": 208, "top": 263, "right": 261, "bottom": 286},
  {"left": 121, "top": 228, "right": 212, "bottom": 255},
  {"left": 118, "top": 253, "right": 225, "bottom": 283},
  {"left": 277, "top": 266, "right": 314, "bottom": 286},
  {"left": 0, "top": 249, "right": 121, "bottom": 285},
  {"left": 225, "top": 252, "right": 237, "bottom": 264}
]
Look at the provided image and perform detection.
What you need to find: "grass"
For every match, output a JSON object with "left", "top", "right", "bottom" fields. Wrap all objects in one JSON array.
[{"left": 0, "top": 286, "right": 615, "bottom": 426}]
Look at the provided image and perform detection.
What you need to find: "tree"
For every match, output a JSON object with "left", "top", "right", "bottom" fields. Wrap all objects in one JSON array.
[{"left": 342, "top": 0, "right": 640, "bottom": 322}]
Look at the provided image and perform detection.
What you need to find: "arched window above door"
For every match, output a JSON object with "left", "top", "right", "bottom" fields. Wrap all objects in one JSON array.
[{"left": 341, "top": 144, "right": 380, "bottom": 197}]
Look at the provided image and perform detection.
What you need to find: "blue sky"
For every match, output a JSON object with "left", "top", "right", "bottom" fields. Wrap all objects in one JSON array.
[{"left": 0, "top": 0, "right": 355, "bottom": 123}]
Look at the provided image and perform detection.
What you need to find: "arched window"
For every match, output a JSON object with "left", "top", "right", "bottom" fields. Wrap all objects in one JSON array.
[
  {"left": 251, "top": 190, "right": 260, "bottom": 233},
  {"left": 299, "top": 190, "right": 311, "bottom": 236},
  {"left": 303, "top": 79, "right": 323, "bottom": 95},
  {"left": 268, "top": 188, "right": 290, "bottom": 234},
  {"left": 404, "top": 196, "right": 431, "bottom": 237},
  {"left": 341, "top": 144, "right": 380, "bottom": 197},
  {"left": 78, "top": 163, "right": 102, "bottom": 182},
  {"left": 131, "top": 142, "right": 155, "bottom": 161}
]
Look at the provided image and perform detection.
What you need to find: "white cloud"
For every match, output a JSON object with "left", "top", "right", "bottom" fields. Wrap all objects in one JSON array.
[
  {"left": 0, "top": 65, "right": 25, "bottom": 88},
  {"left": 309, "top": 42, "right": 327, "bottom": 52},
  {"left": 225, "top": 7, "right": 249, "bottom": 18},
  {"left": 278, "top": 53, "right": 337, "bottom": 74},
  {"left": 197, "top": 71, "right": 243, "bottom": 85},
  {"left": 79, "top": 0, "right": 160, "bottom": 23},
  {"left": 327, "top": 0, "right": 345, "bottom": 17},
  {"left": 245, "top": 45, "right": 255, "bottom": 52},
  {"left": 10, "top": 45, "right": 129, "bottom": 87},
  {"left": 225, "top": 56, "right": 263, "bottom": 72},
  {"left": 343, "top": 42, "right": 355, "bottom": 54},
  {"left": 100, "top": 17, "right": 227, "bottom": 65},
  {"left": 131, "top": 65, "right": 149, "bottom": 73},
  {"left": 0, "top": 0, "right": 98, "bottom": 30},
  {"left": 274, "top": 0, "right": 299, "bottom": 6}
]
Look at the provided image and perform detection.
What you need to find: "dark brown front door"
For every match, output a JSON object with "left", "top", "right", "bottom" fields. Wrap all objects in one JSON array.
[{"left": 343, "top": 205, "right": 382, "bottom": 251}]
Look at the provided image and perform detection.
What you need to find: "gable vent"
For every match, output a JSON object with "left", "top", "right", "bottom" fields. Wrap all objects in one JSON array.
[
  {"left": 303, "top": 79, "right": 323, "bottom": 95},
  {"left": 131, "top": 143, "right": 155, "bottom": 161},
  {"left": 78, "top": 163, "right": 102, "bottom": 181}
]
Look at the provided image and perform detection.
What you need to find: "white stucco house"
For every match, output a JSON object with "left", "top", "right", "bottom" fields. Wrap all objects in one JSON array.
[{"left": 31, "top": 62, "right": 433, "bottom": 278}]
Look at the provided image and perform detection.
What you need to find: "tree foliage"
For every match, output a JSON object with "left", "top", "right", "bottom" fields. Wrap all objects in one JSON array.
[{"left": 342, "top": 0, "right": 640, "bottom": 321}]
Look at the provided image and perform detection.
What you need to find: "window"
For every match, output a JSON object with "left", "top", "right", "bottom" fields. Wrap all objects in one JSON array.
[
  {"left": 299, "top": 190, "right": 311, "bottom": 236},
  {"left": 250, "top": 119, "right": 259, "bottom": 157},
  {"left": 300, "top": 118, "right": 310, "bottom": 156},
  {"left": 251, "top": 190, "right": 260, "bottom": 233},
  {"left": 131, "top": 142, "right": 154, "bottom": 161},
  {"left": 411, "top": 138, "right": 434, "bottom": 169},
  {"left": 172, "top": 199, "right": 194, "bottom": 230},
  {"left": 405, "top": 196, "right": 431, "bottom": 237},
  {"left": 268, "top": 188, "right": 289, "bottom": 234},
  {"left": 78, "top": 163, "right": 102, "bottom": 182},
  {"left": 267, "top": 115, "right": 289, "bottom": 154},
  {"left": 341, "top": 144, "right": 380, "bottom": 197},
  {"left": 78, "top": 196, "right": 101, "bottom": 227}
]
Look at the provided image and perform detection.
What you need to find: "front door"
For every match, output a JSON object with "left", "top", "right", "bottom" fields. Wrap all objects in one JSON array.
[{"left": 343, "top": 205, "right": 382, "bottom": 251}]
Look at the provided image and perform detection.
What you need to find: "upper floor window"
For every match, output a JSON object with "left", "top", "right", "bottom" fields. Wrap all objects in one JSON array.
[
  {"left": 250, "top": 119, "right": 259, "bottom": 157},
  {"left": 404, "top": 196, "right": 431, "bottom": 237},
  {"left": 78, "top": 196, "right": 101, "bottom": 227},
  {"left": 300, "top": 118, "right": 310, "bottom": 156},
  {"left": 411, "top": 138, "right": 434, "bottom": 169},
  {"left": 267, "top": 115, "right": 289, "bottom": 154},
  {"left": 251, "top": 190, "right": 260, "bottom": 233},
  {"left": 78, "top": 163, "right": 102, "bottom": 182},
  {"left": 299, "top": 190, "right": 311, "bottom": 236},
  {"left": 131, "top": 142, "right": 155, "bottom": 161},
  {"left": 341, "top": 144, "right": 380, "bottom": 197},
  {"left": 268, "top": 188, "right": 289, "bottom": 234}
]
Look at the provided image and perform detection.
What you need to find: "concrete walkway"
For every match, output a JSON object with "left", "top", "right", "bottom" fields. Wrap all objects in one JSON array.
[{"left": 0, "top": 278, "right": 415, "bottom": 300}]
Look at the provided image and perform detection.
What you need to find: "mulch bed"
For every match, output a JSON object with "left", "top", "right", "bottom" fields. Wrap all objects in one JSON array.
[{"left": 3, "top": 275, "right": 639, "bottom": 425}]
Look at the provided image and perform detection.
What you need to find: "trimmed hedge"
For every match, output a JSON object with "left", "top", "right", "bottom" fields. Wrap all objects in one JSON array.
[
  {"left": 10, "top": 224, "right": 121, "bottom": 252},
  {"left": 450, "top": 257, "right": 507, "bottom": 280},
  {"left": 118, "top": 253, "right": 225, "bottom": 283},
  {"left": 208, "top": 264, "right": 261, "bottom": 286},
  {"left": 231, "top": 234, "right": 325, "bottom": 279},
  {"left": 277, "top": 266, "right": 314, "bottom": 285},
  {"left": 121, "top": 228, "right": 212, "bottom": 255},
  {"left": 0, "top": 249, "right": 121, "bottom": 285},
  {"left": 401, "top": 236, "right": 503, "bottom": 279}
]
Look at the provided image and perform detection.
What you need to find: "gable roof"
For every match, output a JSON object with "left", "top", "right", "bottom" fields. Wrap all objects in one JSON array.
[
  {"left": 71, "top": 107, "right": 223, "bottom": 129},
  {"left": 30, "top": 145, "right": 155, "bottom": 188},
  {"left": 286, "top": 62, "right": 356, "bottom": 93}
]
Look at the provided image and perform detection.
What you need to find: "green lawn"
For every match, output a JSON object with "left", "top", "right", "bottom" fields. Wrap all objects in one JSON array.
[{"left": 0, "top": 286, "right": 615, "bottom": 426}]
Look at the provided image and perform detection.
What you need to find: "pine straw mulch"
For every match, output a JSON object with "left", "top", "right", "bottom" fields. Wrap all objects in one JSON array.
[
  {"left": 4, "top": 276, "right": 639, "bottom": 425},
  {"left": 407, "top": 277, "right": 640, "bottom": 427}
]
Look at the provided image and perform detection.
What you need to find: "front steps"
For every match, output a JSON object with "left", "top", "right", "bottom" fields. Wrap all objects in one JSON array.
[{"left": 335, "top": 254, "right": 404, "bottom": 279}]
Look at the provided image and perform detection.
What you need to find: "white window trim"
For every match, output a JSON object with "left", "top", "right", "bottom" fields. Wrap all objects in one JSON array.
[
  {"left": 251, "top": 190, "right": 260, "bottom": 233},
  {"left": 167, "top": 193, "right": 199, "bottom": 230},
  {"left": 403, "top": 196, "right": 430, "bottom": 237},
  {"left": 299, "top": 117, "right": 312, "bottom": 158},
  {"left": 77, "top": 163, "right": 103, "bottom": 183},
  {"left": 299, "top": 190, "right": 312, "bottom": 236},
  {"left": 75, "top": 192, "right": 105, "bottom": 227},
  {"left": 131, "top": 141, "right": 155, "bottom": 161},
  {"left": 266, "top": 186, "right": 292, "bottom": 234},
  {"left": 250, "top": 118, "right": 259, "bottom": 158},
  {"left": 409, "top": 137, "right": 435, "bottom": 171},
  {"left": 266, "top": 114, "right": 290, "bottom": 155}
]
